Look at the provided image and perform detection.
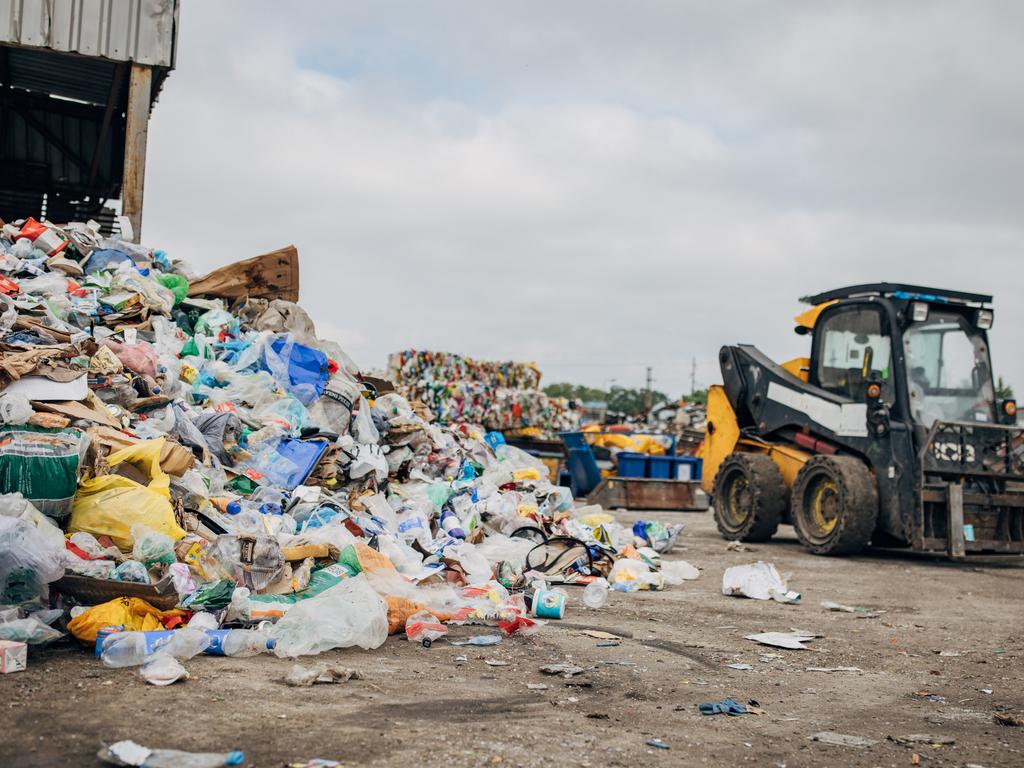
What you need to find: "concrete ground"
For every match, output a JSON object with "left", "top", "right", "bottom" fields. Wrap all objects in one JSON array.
[{"left": 2, "top": 509, "right": 1023, "bottom": 768}]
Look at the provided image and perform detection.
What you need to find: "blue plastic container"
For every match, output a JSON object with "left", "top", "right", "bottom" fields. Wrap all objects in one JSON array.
[
  {"left": 674, "top": 456, "right": 702, "bottom": 481},
  {"left": 647, "top": 455, "right": 675, "bottom": 479},
  {"left": 617, "top": 452, "right": 648, "bottom": 478}
]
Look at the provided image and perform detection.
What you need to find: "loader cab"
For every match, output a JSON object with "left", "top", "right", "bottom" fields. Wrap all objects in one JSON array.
[
  {"left": 803, "top": 284, "right": 1003, "bottom": 433},
  {"left": 809, "top": 301, "right": 897, "bottom": 407}
]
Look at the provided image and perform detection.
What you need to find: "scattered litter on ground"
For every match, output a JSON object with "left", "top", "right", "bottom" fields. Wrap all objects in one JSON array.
[
  {"left": 820, "top": 600, "right": 882, "bottom": 616},
  {"left": 485, "top": 658, "right": 509, "bottom": 666},
  {"left": 645, "top": 739, "right": 670, "bottom": 750},
  {"left": 540, "top": 663, "right": 585, "bottom": 677},
  {"left": 809, "top": 732, "right": 877, "bottom": 748},
  {"left": 451, "top": 634, "right": 502, "bottom": 646},
  {"left": 745, "top": 632, "right": 816, "bottom": 650},
  {"left": 726, "top": 662, "right": 753, "bottom": 670},
  {"left": 805, "top": 666, "right": 862, "bottom": 673},
  {"left": 580, "top": 629, "right": 620, "bottom": 640},
  {"left": 887, "top": 734, "right": 956, "bottom": 747},
  {"left": 284, "top": 663, "right": 362, "bottom": 686},
  {"left": 723, "top": 562, "right": 800, "bottom": 603},
  {"left": 699, "top": 697, "right": 747, "bottom": 716},
  {"left": 98, "top": 740, "right": 244, "bottom": 767},
  {"left": 725, "top": 541, "right": 753, "bottom": 552},
  {"left": 139, "top": 652, "right": 188, "bottom": 686},
  {"left": 526, "top": 683, "right": 548, "bottom": 690},
  {"left": 994, "top": 712, "right": 1024, "bottom": 727}
]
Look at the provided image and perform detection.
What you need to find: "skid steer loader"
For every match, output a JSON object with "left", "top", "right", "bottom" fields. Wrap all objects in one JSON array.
[{"left": 702, "top": 283, "right": 1024, "bottom": 557}]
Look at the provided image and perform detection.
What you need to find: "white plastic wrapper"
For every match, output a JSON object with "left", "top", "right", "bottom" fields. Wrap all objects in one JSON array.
[{"left": 721, "top": 561, "right": 800, "bottom": 603}]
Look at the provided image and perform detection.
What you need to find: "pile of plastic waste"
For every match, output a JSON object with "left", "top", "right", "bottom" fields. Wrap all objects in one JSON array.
[
  {"left": 0, "top": 215, "right": 693, "bottom": 680},
  {"left": 387, "top": 349, "right": 581, "bottom": 435}
]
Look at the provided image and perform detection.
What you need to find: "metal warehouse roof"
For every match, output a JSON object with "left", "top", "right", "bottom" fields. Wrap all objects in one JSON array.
[{"left": 0, "top": 0, "right": 178, "bottom": 67}]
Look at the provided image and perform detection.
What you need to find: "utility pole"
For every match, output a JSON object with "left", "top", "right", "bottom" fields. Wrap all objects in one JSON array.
[
  {"left": 690, "top": 357, "right": 697, "bottom": 396},
  {"left": 644, "top": 366, "right": 653, "bottom": 413}
]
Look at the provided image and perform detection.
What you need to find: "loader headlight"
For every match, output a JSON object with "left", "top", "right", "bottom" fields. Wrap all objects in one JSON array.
[
  {"left": 911, "top": 302, "right": 929, "bottom": 322},
  {"left": 976, "top": 309, "right": 994, "bottom": 330}
]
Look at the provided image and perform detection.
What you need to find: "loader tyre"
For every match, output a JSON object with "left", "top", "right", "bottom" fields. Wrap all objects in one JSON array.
[
  {"left": 791, "top": 455, "right": 877, "bottom": 556},
  {"left": 712, "top": 453, "right": 786, "bottom": 542}
]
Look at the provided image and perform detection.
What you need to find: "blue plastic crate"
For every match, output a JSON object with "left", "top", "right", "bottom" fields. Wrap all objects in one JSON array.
[
  {"left": 647, "top": 455, "right": 675, "bottom": 479},
  {"left": 617, "top": 452, "right": 648, "bottom": 478}
]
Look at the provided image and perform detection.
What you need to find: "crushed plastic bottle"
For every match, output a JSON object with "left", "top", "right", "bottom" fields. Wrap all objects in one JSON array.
[
  {"left": 98, "top": 740, "right": 244, "bottom": 768},
  {"left": 219, "top": 629, "right": 272, "bottom": 658},
  {"left": 100, "top": 631, "right": 149, "bottom": 668},
  {"left": 404, "top": 610, "right": 448, "bottom": 647},
  {"left": 582, "top": 578, "right": 610, "bottom": 609}
]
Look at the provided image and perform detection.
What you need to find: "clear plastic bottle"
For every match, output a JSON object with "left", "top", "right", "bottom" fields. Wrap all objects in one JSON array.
[
  {"left": 100, "top": 631, "right": 149, "bottom": 668},
  {"left": 583, "top": 578, "right": 610, "bottom": 609},
  {"left": 101, "top": 742, "right": 244, "bottom": 768},
  {"left": 156, "top": 628, "right": 211, "bottom": 659},
  {"left": 221, "top": 629, "right": 271, "bottom": 658}
]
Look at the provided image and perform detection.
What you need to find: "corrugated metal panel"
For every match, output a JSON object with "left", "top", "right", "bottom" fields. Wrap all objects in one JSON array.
[
  {"left": 7, "top": 46, "right": 116, "bottom": 105},
  {"left": 0, "top": 0, "right": 177, "bottom": 67}
]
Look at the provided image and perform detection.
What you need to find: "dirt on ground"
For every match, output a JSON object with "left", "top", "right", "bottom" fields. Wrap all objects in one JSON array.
[{"left": 2, "top": 509, "right": 1023, "bottom": 768}]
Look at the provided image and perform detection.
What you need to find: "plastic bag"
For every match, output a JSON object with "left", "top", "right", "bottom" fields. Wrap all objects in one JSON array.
[
  {"left": 0, "top": 516, "right": 67, "bottom": 605},
  {"left": 351, "top": 396, "right": 379, "bottom": 444},
  {"left": 0, "top": 616, "right": 63, "bottom": 644},
  {"left": 608, "top": 558, "right": 662, "bottom": 592},
  {"left": 0, "top": 391, "right": 32, "bottom": 428},
  {"left": 0, "top": 425, "right": 88, "bottom": 519},
  {"left": 721, "top": 561, "right": 799, "bottom": 603},
  {"left": 0, "top": 294, "right": 17, "bottom": 332},
  {"left": 110, "top": 560, "right": 150, "bottom": 583},
  {"left": 261, "top": 334, "right": 330, "bottom": 406},
  {"left": 443, "top": 543, "right": 493, "bottom": 586},
  {"left": 67, "top": 597, "right": 186, "bottom": 643},
  {"left": 69, "top": 439, "right": 186, "bottom": 552},
  {"left": 99, "top": 339, "right": 159, "bottom": 379},
  {"left": 154, "top": 273, "right": 189, "bottom": 306},
  {"left": 131, "top": 525, "right": 176, "bottom": 568},
  {"left": 660, "top": 560, "right": 700, "bottom": 585},
  {"left": 270, "top": 574, "right": 388, "bottom": 657}
]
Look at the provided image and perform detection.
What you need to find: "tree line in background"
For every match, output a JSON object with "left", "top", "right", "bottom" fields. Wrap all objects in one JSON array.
[{"left": 543, "top": 382, "right": 708, "bottom": 417}]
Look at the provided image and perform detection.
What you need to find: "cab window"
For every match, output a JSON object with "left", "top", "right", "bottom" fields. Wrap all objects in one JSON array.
[{"left": 814, "top": 307, "right": 893, "bottom": 402}]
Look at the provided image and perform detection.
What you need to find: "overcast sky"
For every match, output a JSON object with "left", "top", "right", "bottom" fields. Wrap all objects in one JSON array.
[{"left": 144, "top": 2, "right": 1024, "bottom": 398}]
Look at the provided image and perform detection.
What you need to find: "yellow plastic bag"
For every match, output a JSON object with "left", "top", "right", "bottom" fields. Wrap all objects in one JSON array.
[
  {"left": 69, "top": 438, "right": 186, "bottom": 552},
  {"left": 67, "top": 596, "right": 186, "bottom": 643}
]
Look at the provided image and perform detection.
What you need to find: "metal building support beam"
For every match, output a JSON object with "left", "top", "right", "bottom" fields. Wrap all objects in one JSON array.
[
  {"left": 88, "top": 62, "right": 127, "bottom": 188},
  {"left": 122, "top": 63, "right": 151, "bottom": 243}
]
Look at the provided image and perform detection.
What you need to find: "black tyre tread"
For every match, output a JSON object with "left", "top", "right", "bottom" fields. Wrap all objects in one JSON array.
[
  {"left": 791, "top": 455, "right": 877, "bottom": 556},
  {"left": 712, "top": 452, "right": 786, "bottom": 542}
]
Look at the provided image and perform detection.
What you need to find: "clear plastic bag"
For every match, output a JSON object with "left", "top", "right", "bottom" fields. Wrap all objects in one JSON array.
[
  {"left": 270, "top": 574, "right": 388, "bottom": 657},
  {"left": 110, "top": 560, "right": 150, "bottom": 583},
  {"left": 351, "top": 397, "right": 380, "bottom": 444},
  {"left": 131, "top": 525, "right": 176, "bottom": 568},
  {"left": 0, "top": 516, "right": 67, "bottom": 604},
  {"left": 0, "top": 615, "right": 63, "bottom": 644}
]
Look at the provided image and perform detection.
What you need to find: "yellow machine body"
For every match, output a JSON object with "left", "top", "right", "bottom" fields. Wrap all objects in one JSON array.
[{"left": 701, "top": 384, "right": 812, "bottom": 494}]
